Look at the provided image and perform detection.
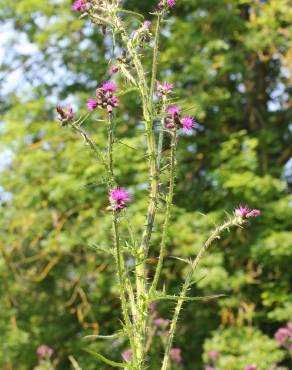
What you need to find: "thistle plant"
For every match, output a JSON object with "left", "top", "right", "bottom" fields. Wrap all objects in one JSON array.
[{"left": 56, "top": 1, "right": 261, "bottom": 369}]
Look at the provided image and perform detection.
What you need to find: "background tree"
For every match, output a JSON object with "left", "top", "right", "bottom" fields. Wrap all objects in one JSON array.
[{"left": 0, "top": 0, "right": 291, "bottom": 369}]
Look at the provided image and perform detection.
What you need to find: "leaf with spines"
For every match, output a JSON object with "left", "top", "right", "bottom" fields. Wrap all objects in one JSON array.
[{"left": 82, "top": 348, "right": 134, "bottom": 369}]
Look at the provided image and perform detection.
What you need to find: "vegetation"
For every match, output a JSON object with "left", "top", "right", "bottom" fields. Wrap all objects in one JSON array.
[{"left": 0, "top": 0, "right": 291, "bottom": 369}]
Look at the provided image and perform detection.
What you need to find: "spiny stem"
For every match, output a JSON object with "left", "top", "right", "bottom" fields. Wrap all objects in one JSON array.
[
  {"left": 149, "top": 13, "right": 162, "bottom": 112},
  {"left": 161, "top": 218, "right": 239, "bottom": 370},
  {"left": 151, "top": 129, "right": 177, "bottom": 294},
  {"left": 107, "top": 113, "right": 137, "bottom": 363}
]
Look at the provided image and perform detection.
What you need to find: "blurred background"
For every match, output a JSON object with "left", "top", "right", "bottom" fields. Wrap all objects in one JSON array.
[{"left": 0, "top": 0, "right": 291, "bottom": 369}]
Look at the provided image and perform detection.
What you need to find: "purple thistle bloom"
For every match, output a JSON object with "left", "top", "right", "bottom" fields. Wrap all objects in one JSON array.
[
  {"left": 235, "top": 205, "right": 261, "bottom": 219},
  {"left": 245, "top": 365, "right": 259, "bottom": 370},
  {"left": 167, "top": 0, "right": 176, "bottom": 7},
  {"left": 234, "top": 206, "right": 250, "bottom": 218},
  {"left": 205, "top": 367, "right": 215, "bottom": 370},
  {"left": 71, "top": 0, "right": 82, "bottom": 10},
  {"left": 181, "top": 116, "right": 194, "bottom": 132},
  {"left": 156, "top": 81, "right": 173, "bottom": 96},
  {"left": 87, "top": 98, "right": 98, "bottom": 111},
  {"left": 36, "top": 345, "right": 53, "bottom": 358},
  {"left": 110, "top": 66, "right": 119, "bottom": 75},
  {"left": 275, "top": 323, "right": 292, "bottom": 348},
  {"left": 207, "top": 351, "right": 219, "bottom": 360},
  {"left": 246, "top": 209, "right": 261, "bottom": 218},
  {"left": 122, "top": 350, "right": 132, "bottom": 362},
  {"left": 110, "top": 187, "right": 130, "bottom": 210},
  {"left": 167, "top": 105, "right": 181, "bottom": 115},
  {"left": 154, "top": 318, "right": 169, "bottom": 326},
  {"left": 169, "top": 348, "right": 182, "bottom": 364},
  {"left": 102, "top": 81, "right": 117, "bottom": 92},
  {"left": 144, "top": 20, "right": 151, "bottom": 29}
]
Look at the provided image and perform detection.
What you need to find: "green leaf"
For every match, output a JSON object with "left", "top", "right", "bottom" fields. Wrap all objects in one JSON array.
[
  {"left": 150, "top": 294, "right": 225, "bottom": 302},
  {"left": 82, "top": 348, "right": 134, "bottom": 369}
]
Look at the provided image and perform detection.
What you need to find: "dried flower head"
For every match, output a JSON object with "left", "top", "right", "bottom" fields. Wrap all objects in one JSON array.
[{"left": 56, "top": 105, "right": 74, "bottom": 125}]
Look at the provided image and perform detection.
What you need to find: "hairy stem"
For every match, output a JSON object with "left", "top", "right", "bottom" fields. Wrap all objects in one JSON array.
[
  {"left": 107, "top": 114, "right": 137, "bottom": 363},
  {"left": 151, "top": 129, "right": 177, "bottom": 294},
  {"left": 161, "top": 218, "right": 240, "bottom": 370}
]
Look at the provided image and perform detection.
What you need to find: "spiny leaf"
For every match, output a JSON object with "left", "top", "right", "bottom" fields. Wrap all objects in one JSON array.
[
  {"left": 115, "top": 8, "right": 144, "bottom": 20},
  {"left": 82, "top": 348, "right": 133, "bottom": 369},
  {"left": 150, "top": 294, "right": 225, "bottom": 302},
  {"left": 83, "top": 331, "right": 124, "bottom": 340}
]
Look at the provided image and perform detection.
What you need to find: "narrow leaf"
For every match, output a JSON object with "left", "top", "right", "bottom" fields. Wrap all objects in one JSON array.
[
  {"left": 150, "top": 294, "right": 225, "bottom": 302},
  {"left": 82, "top": 348, "right": 133, "bottom": 369}
]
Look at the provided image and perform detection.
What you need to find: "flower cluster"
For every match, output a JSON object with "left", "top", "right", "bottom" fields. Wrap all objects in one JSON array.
[
  {"left": 71, "top": 0, "right": 91, "bottom": 12},
  {"left": 122, "top": 349, "right": 132, "bottom": 362},
  {"left": 274, "top": 322, "right": 292, "bottom": 351},
  {"left": 234, "top": 206, "right": 261, "bottom": 219},
  {"left": 157, "top": 0, "right": 176, "bottom": 10},
  {"left": 56, "top": 105, "right": 74, "bottom": 125},
  {"left": 169, "top": 347, "right": 182, "bottom": 364},
  {"left": 164, "top": 105, "right": 196, "bottom": 132},
  {"left": 245, "top": 365, "right": 260, "bottom": 370},
  {"left": 109, "top": 187, "right": 130, "bottom": 210},
  {"left": 36, "top": 345, "right": 53, "bottom": 358},
  {"left": 156, "top": 80, "right": 173, "bottom": 97},
  {"left": 87, "top": 81, "right": 119, "bottom": 113},
  {"left": 205, "top": 350, "right": 219, "bottom": 369}
]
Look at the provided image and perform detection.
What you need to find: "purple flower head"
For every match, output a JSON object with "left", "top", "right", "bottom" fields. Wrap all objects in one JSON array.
[
  {"left": 36, "top": 345, "right": 53, "bottom": 358},
  {"left": 169, "top": 348, "right": 182, "bottom": 364},
  {"left": 102, "top": 81, "right": 117, "bottom": 92},
  {"left": 246, "top": 209, "right": 261, "bottom": 218},
  {"left": 110, "top": 187, "right": 130, "bottom": 210},
  {"left": 66, "top": 106, "right": 74, "bottom": 120},
  {"left": 167, "top": 0, "right": 176, "bottom": 7},
  {"left": 87, "top": 98, "right": 98, "bottom": 111},
  {"left": 205, "top": 367, "right": 215, "bottom": 370},
  {"left": 71, "top": 0, "right": 82, "bottom": 10},
  {"left": 156, "top": 81, "right": 174, "bottom": 97},
  {"left": 245, "top": 365, "right": 259, "bottom": 370},
  {"left": 71, "top": 0, "right": 90, "bottom": 11},
  {"left": 181, "top": 116, "right": 194, "bottom": 132},
  {"left": 110, "top": 66, "right": 119, "bottom": 75},
  {"left": 122, "top": 350, "right": 132, "bottom": 362},
  {"left": 234, "top": 205, "right": 250, "bottom": 217},
  {"left": 167, "top": 105, "right": 181, "bottom": 115},
  {"left": 275, "top": 324, "right": 292, "bottom": 348},
  {"left": 144, "top": 20, "right": 151, "bottom": 29},
  {"left": 208, "top": 351, "right": 219, "bottom": 360},
  {"left": 235, "top": 206, "right": 261, "bottom": 219},
  {"left": 154, "top": 318, "right": 169, "bottom": 326}
]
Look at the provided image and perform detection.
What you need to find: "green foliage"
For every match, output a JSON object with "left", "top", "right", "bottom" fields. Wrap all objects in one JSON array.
[
  {"left": 0, "top": 0, "right": 291, "bottom": 369},
  {"left": 203, "top": 327, "right": 285, "bottom": 369}
]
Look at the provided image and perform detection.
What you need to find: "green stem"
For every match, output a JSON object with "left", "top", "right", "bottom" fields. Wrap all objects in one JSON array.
[
  {"left": 107, "top": 114, "right": 137, "bottom": 364},
  {"left": 149, "top": 13, "right": 161, "bottom": 112},
  {"left": 151, "top": 129, "right": 177, "bottom": 294},
  {"left": 161, "top": 218, "right": 239, "bottom": 370}
]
